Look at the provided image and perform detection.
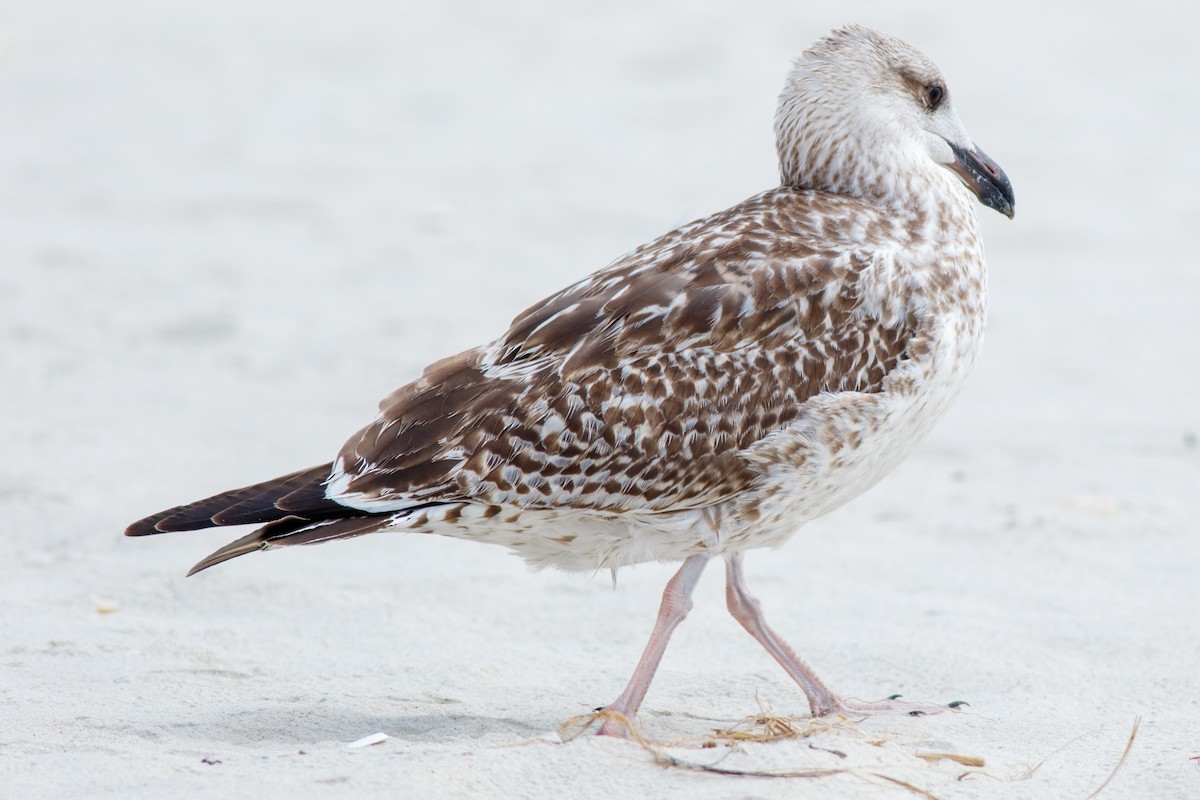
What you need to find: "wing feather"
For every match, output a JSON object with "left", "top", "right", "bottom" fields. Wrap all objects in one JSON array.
[{"left": 332, "top": 188, "right": 917, "bottom": 515}]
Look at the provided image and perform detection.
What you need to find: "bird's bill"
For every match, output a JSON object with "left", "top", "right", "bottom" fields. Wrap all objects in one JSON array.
[{"left": 947, "top": 143, "right": 1015, "bottom": 219}]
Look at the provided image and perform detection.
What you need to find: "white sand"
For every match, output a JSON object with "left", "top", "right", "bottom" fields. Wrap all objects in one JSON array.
[{"left": 3, "top": 2, "right": 1198, "bottom": 797}]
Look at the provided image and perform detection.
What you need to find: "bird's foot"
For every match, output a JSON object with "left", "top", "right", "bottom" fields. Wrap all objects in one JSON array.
[
  {"left": 593, "top": 707, "right": 638, "bottom": 738},
  {"left": 822, "top": 695, "right": 967, "bottom": 718}
]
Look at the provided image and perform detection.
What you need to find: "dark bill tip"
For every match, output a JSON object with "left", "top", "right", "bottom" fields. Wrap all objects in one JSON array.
[{"left": 948, "top": 143, "right": 1015, "bottom": 219}]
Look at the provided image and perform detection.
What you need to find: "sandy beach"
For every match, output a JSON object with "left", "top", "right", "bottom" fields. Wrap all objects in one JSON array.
[{"left": 3, "top": 1, "right": 1198, "bottom": 797}]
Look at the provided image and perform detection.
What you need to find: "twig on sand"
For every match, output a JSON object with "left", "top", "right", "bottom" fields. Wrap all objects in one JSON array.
[{"left": 1084, "top": 717, "right": 1140, "bottom": 800}]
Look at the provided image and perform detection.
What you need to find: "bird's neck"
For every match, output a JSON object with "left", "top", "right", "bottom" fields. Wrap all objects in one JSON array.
[{"left": 781, "top": 141, "right": 979, "bottom": 244}]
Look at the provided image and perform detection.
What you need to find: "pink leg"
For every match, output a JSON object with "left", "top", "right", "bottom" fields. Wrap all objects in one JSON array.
[
  {"left": 598, "top": 555, "right": 708, "bottom": 737},
  {"left": 725, "top": 553, "right": 949, "bottom": 718}
]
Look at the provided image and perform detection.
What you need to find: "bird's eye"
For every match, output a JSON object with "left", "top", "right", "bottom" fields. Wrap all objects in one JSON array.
[{"left": 925, "top": 84, "right": 945, "bottom": 109}]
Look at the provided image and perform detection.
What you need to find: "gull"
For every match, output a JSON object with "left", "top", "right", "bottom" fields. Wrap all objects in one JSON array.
[{"left": 127, "top": 25, "right": 1014, "bottom": 736}]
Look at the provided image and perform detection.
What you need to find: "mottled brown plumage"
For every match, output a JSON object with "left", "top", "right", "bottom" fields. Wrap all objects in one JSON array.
[{"left": 334, "top": 189, "right": 915, "bottom": 518}]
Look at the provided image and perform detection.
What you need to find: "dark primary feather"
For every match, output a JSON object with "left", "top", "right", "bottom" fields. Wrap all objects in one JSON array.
[
  {"left": 125, "top": 462, "right": 390, "bottom": 575},
  {"left": 183, "top": 514, "right": 391, "bottom": 576},
  {"left": 124, "top": 464, "right": 340, "bottom": 536}
]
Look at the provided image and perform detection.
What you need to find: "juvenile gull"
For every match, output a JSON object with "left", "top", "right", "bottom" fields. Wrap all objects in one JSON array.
[{"left": 127, "top": 25, "right": 1014, "bottom": 734}]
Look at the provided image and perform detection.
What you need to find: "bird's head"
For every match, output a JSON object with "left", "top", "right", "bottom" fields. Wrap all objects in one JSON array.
[{"left": 776, "top": 25, "right": 1015, "bottom": 219}]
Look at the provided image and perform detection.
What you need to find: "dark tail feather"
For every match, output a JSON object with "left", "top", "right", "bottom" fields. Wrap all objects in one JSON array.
[
  {"left": 125, "top": 463, "right": 340, "bottom": 536},
  {"left": 127, "top": 462, "right": 426, "bottom": 574},
  {"left": 186, "top": 514, "right": 391, "bottom": 576}
]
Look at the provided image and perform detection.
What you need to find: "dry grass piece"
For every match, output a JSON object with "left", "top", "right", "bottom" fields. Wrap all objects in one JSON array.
[
  {"left": 710, "top": 711, "right": 855, "bottom": 745},
  {"left": 1084, "top": 717, "right": 1140, "bottom": 800},
  {"left": 553, "top": 709, "right": 943, "bottom": 798},
  {"left": 915, "top": 752, "right": 985, "bottom": 768}
]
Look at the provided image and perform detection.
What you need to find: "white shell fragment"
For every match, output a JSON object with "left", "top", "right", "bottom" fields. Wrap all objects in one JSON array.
[{"left": 346, "top": 732, "right": 389, "bottom": 749}]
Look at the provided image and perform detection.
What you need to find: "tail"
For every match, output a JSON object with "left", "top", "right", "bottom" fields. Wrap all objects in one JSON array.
[{"left": 125, "top": 463, "right": 388, "bottom": 576}]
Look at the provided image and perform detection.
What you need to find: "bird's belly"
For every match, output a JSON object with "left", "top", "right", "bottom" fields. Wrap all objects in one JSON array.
[{"left": 388, "top": 501, "right": 715, "bottom": 572}]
